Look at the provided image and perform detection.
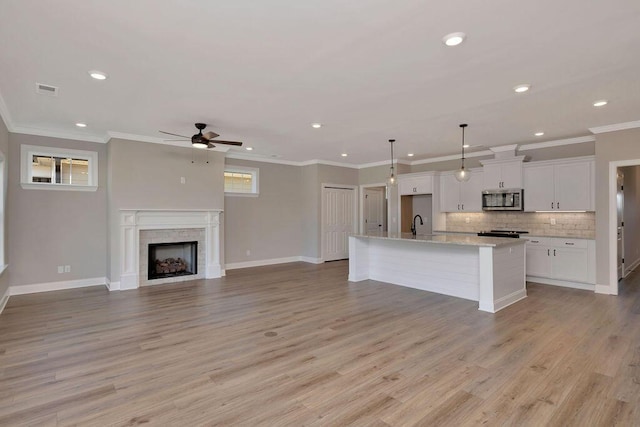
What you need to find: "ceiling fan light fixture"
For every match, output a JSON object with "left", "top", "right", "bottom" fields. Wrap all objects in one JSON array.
[{"left": 192, "top": 141, "right": 208, "bottom": 149}]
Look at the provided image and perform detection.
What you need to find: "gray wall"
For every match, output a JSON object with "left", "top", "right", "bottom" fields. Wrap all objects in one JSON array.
[
  {"left": 224, "top": 159, "right": 303, "bottom": 264},
  {"left": 595, "top": 127, "right": 640, "bottom": 290},
  {"left": 0, "top": 117, "right": 8, "bottom": 298},
  {"left": 621, "top": 166, "right": 640, "bottom": 270},
  {"left": 108, "top": 138, "right": 225, "bottom": 280},
  {"left": 8, "top": 133, "right": 108, "bottom": 287}
]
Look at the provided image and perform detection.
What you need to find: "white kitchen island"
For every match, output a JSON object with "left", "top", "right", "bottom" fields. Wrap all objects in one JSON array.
[{"left": 348, "top": 232, "right": 527, "bottom": 313}]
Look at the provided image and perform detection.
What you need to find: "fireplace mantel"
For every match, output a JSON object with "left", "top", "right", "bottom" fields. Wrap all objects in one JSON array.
[{"left": 118, "top": 209, "right": 223, "bottom": 290}]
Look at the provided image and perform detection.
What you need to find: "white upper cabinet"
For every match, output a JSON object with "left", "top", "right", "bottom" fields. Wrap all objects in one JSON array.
[
  {"left": 398, "top": 173, "right": 434, "bottom": 195},
  {"left": 480, "top": 157, "right": 524, "bottom": 190},
  {"left": 524, "top": 158, "right": 593, "bottom": 212},
  {"left": 440, "top": 170, "right": 483, "bottom": 212}
]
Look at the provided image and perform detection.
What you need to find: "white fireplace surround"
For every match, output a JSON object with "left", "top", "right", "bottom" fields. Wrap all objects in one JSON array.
[{"left": 119, "top": 210, "right": 223, "bottom": 290}]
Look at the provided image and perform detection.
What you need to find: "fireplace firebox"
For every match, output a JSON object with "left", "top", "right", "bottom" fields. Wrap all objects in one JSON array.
[{"left": 148, "top": 241, "right": 198, "bottom": 280}]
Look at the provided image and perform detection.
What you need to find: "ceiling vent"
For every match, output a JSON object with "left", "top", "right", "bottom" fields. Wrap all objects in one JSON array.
[{"left": 36, "top": 83, "right": 59, "bottom": 96}]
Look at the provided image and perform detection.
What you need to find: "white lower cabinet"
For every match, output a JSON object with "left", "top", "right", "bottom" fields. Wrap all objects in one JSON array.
[{"left": 524, "top": 237, "right": 595, "bottom": 288}]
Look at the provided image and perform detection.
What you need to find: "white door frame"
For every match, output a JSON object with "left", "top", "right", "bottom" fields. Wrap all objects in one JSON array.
[
  {"left": 359, "top": 183, "right": 389, "bottom": 234},
  {"left": 608, "top": 159, "right": 640, "bottom": 295},
  {"left": 321, "top": 183, "right": 358, "bottom": 262}
]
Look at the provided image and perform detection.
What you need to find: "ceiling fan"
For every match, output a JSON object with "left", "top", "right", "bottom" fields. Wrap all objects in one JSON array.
[{"left": 159, "top": 123, "right": 243, "bottom": 149}]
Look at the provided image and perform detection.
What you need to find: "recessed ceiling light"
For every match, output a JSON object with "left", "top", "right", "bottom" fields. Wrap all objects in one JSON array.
[
  {"left": 442, "top": 32, "right": 466, "bottom": 46},
  {"left": 407, "top": 153, "right": 414, "bottom": 157},
  {"left": 514, "top": 84, "right": 531, "bottom": 93},
  {"left": 245, "top": 147, "right": 253, "bottom": 151},
  {"left": 311, "top": 123, "right": 322, "bottom": 129},
  {"left": 341, "top": 153, "right": 348, "bottom": 157},
  {"left": 88, "top": 70, "right": 108, "bottom": 80},
  {"left": 462, "top": 144, "right": 470, "bottom": 148},
  {"left": 75, "top": 122, "right": 87, "bottom": 128},
  {"left": 534, "top": 131, "right": 544, "bottom": 136},
  {"left": 593, "top": 100, "right": 608, "bottom": 107}
]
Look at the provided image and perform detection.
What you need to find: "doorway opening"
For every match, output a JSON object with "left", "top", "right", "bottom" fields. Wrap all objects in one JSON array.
[
  {"left": 608, "top": 159, "right": 640, "bottom": 295},
  {"left": 321, "top": 184, "right": 357, "bottom": 262},
  {"left": 360, "top": 184, "right": 388, "bottom": 234}
]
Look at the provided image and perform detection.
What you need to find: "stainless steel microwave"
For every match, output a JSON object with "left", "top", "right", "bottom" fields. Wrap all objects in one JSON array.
[{"left": 482, "top": 189, "right": 524, "bottom": 211}]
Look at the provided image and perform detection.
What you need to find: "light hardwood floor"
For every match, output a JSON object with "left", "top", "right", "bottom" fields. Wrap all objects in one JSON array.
[{"left": 0, "top": 261, "right": 639, "bottom": 426}]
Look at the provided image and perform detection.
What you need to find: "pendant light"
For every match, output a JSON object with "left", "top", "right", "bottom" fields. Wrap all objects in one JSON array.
[
  {"left": 387, "top": 139, "right": 397, "bottom": 187},
  {"left": 454, "top": 124, "right": 471, "bottom": 182}
]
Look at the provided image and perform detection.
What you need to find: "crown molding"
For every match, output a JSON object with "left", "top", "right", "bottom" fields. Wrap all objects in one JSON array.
[
  {"left": 225, "top": 152, "right": 304, "bottom": 166},
  {"left": 0, "top": 90, "right": 15, "bottom": 132},
  {"left": 517, "top": 135, "right": 595, "bottom": 151},
  {"left": 588, "top": 120, "right": 640, "bottom": 134},
  {"left": 409, "top": 149, "right": 494, "bottom": 165},
  {"left": 11, "top": 126, "right": 108, "bottom": 144}
]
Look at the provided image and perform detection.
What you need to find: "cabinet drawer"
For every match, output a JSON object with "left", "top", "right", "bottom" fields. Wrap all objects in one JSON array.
[
  {"left": 551, "top": 238, "right": 588, "bottom": 249},
  {"left": 524, "top": 237, "right": 551, "bottom": 246}
]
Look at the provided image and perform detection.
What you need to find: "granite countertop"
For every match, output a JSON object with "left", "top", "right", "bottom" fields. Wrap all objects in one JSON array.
[{"left": 351, "top": 232, "right": 526, "bottom": 248}]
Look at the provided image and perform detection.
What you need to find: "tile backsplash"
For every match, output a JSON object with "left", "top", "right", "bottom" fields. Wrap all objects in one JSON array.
[{"left": 445, "top": 212, "right": 595, "bottom": 238}]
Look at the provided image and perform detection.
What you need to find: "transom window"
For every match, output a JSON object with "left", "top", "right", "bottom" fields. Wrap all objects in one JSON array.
[
  {"left": 224, "top": 167, "right": 259, "bottom": 195},
  {"left": 21, "top": 145, "right": 98, "bottom": 191}
]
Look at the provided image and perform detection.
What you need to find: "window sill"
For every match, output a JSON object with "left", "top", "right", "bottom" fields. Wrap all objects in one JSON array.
[
  {"left": 21, "top": 183, "right": 98, "bottom": 192},
  {"left": 224, "top": 192, "right": 259, "bottom": 198}
]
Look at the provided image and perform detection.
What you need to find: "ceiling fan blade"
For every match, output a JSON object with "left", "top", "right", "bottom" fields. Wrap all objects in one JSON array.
[
  {"left": 163, "top": 139, "right": 189, "bottom": 141},
  {"left": 159, "top": 131, "right": 190, "bottom": 138},
  {"left": 202, "top": 131, "right": 220, "bottom": 140},
  {"left": 213, "top": 140, "right": 243, "bottom": 146}
]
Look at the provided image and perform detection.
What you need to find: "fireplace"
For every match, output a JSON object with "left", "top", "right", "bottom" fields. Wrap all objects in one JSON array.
[{"left": 148, "top": 241, "right": 198, "bottom": 280}]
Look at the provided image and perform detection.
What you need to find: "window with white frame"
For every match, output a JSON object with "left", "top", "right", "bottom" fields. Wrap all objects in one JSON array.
[
  {"left": 224, "top": 166, "right": 259, "bottom": 195},
  {"left": 21, "top": 144, "right": 98, "bottom": 191}
]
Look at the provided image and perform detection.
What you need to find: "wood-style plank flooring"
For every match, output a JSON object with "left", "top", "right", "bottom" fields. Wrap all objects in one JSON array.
[{"left": 1, "top": 261, "right": 639, "bottom": 426}]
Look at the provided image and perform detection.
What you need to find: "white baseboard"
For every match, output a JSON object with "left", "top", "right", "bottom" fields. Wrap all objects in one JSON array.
[
  {"left": 10, "top": 277, "right": 108, "bottom": 296},
  {"left": 225, "top": 256, "right": 325, "bottom": 271},
  {"left": 595, "top": 284, "right": 616, "bottom": 295},
  {"left": 0, "top": 286, "right": 10, "bottom": 316},
  {"left": 481, "top": 289, "right": 527, "bottom": 313},
  {"left": 625, "top": 257, "right": 640, "bottom": 275},
  {"left": 105, "top": 278, "right": 121, "bottom": 291},
  {"left": 527, "top": 276, "right": 595, "bottom": 291},
  {"left": 299, "top": 256, "right": 324, "bottom": 264}
]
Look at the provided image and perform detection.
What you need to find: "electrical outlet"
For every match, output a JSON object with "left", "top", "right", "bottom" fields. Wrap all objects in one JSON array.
[
  {"left": 57, "top": 265, "right": 64, "bottom": 274},
  {"left": 64, "top": 265, "right": 71, "bottom": 273},
  {"left": 550, "top": 218, "right": 556, "bottom": 225},
  {"left": 246, "top": 250, "right": 251, "bottom": 256},
  {"left": 180, "top": 177, "right": 186, "bottom": 184}
]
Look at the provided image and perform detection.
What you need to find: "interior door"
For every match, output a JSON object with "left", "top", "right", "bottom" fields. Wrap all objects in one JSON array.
[
  {"left": 322, "top": 186, "right": 356, "bottom": 261},
  {"left": 364, "top": 187, "right": 384, "bottom": 233},
  {"left": 617, "top": 170, "right": 625, "bottom": 279}
]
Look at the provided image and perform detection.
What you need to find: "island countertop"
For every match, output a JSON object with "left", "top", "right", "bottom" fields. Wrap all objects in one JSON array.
[{"left": 351, "top": 232, "right": 526, "bottom": 248}]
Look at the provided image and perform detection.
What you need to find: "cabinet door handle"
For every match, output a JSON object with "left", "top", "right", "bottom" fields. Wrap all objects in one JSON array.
[
  {"left": 551, "top": 202, "right": 554, "bottom": 209},
  {"left": 461, "top": 204, "right": 464, "bottom": 210},
  {"left": 557, "top": 201, "right": 560, "bottom": 209},
  {"left": 565, "top": 242, "right": 574, "bottom": 245},
  {"left": 531, "top": 240, "right": 539, "bottom": 243},
  {"left": 553, "top": 249, "right": 556, "bottom": 256},
  {"left": 547, "top": 249, "right": 550, "bottom": 256}
]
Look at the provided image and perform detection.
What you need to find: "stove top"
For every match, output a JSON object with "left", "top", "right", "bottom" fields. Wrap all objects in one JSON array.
[{"left": 477, "top": 230, "right": 529, "bottom": 238}]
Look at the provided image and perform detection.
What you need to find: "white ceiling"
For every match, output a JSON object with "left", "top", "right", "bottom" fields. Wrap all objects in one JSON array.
[{"left": 0, "top": 0, "right": 639, "bottom": 165}]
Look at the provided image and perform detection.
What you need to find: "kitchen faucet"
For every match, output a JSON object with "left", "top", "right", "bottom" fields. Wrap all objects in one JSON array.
[{"left": 411, "top": 214, "right": 423, "bottom": 236}]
